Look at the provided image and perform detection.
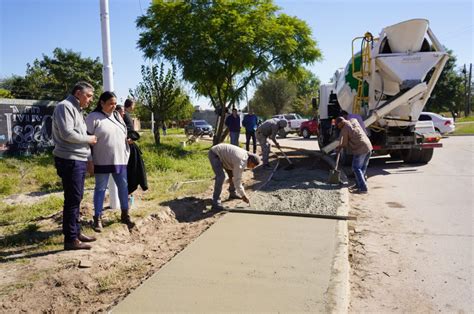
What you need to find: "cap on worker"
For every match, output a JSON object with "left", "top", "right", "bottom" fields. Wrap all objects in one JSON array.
[
  {"left": 335, "top": 116, "right": 345, "bottom": 124},
  {"left": 277, "top": 119, "right": 287, "bottom": 128},
  {"left": 248, "top": 153, "right": 261, "bottom": 166}
]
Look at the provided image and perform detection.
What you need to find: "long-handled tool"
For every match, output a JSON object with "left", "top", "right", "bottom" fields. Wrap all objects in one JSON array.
[
  {"left": 328, "top": 137, "right": 343, "bottom": 184},
  {"left": 277, "top": 146, "right": 295, "bottom": 170}
]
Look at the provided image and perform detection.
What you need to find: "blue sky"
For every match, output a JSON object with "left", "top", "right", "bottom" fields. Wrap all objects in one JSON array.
[{"left": 1, "top": 0, "right": 472, "bottom": 109}]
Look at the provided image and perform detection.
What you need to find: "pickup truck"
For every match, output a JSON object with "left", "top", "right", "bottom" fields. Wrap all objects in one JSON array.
[
  {"left": 299, "top": 117, "right": 319, "bottom": 138},
  {"left": 272, "top": 113, "right": 307, "bottom": 137}
]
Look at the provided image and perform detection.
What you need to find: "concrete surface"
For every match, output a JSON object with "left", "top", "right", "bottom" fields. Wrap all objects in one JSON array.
[{"left": 113, "top": 211, "right": 348, "bottom": 313}]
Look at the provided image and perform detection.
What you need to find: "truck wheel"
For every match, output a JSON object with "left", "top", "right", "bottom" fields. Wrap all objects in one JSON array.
[
  {"left": 402, "top": 148, "right": 423, "bottom": 164},
  {"left": 302, "top": 128, "right": 311, "bottom": 139},
  {"left": 390, "top": 150, "right": 403, "bottom": 160},
  {"left": 419, "top": 148, "right": 434, "bottom": 164},
  {"left": 278, "top": 129, "right": 287, "bottom": 138}
]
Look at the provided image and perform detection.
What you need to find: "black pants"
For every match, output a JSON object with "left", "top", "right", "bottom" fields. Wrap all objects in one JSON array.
[
  {"left": 245, "top": 130, "right": 257, "bottom": 153},
  {"left": 54, "top": 157, "right": 86, "bottom": 242}
]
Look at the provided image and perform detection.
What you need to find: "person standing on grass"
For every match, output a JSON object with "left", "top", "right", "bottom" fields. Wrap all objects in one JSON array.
[
  {"left": 242, "top": 110, "right": 258, "bottom": 154},
  {"left": 335, "top": 116, "right": 373, "bottom": 194},
  {"left": 85, "top": 92, "right": 135, "bottom": 232},
  {"left": 225, "top": 108, "right": 241, "bottom": 146},
  {"left": 208, "top": 143, "right": 261, "bottom": 211},
  {"left": 52, "top": 81, "right": 98, "bottom": 251}
]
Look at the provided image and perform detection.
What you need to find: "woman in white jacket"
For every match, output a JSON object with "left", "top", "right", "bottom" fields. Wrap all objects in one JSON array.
[{"left": 85, "top": 91, "right": 134, "bottom": 232}]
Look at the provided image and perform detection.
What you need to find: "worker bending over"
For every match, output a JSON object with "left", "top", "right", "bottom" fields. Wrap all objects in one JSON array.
[
  {"left": 335, "top": 116, "right": 373, "bottom": 194},
  {"left": 256, "top": 118, "right": 287, "bottom": 168},
  {"left": 208, "top": 143, "right": 261, "bottom": 211}
]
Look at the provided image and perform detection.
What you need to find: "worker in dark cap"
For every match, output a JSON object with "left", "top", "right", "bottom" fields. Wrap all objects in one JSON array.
[
  {"left": 256, "top": 118, "right": 288, "bottom": 168},
  {"left": 208, "top": 143, "right": 261, "bottom": 211}
]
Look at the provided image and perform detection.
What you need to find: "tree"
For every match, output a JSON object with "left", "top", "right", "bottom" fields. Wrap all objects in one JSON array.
[
  {"left": 287, "top": 67, "right": 320, "bottom": 116},
  {"left": 136, "top": 0, "right": 322, "bottom": 144},
  {"left": 251, "top": 74, "right": 297, "bottom": 117},
  {"left": 1, "top": 48, "right": 102, "bottom": 101},
  {"left": 0, "top": 88, "right": 13, "bottom": 99},
  {"left": 426, "top": 50, "right": 465, "bottom": 118},
  {"left": 130, "top": 63, "right": 193, "bottom": 145}
]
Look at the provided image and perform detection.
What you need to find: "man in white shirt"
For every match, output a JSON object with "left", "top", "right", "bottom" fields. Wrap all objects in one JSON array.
[{"left": 208, "top": 143, "right": 261, "bottom": 211}]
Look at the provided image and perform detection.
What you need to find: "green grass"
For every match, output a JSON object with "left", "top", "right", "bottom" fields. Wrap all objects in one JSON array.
[
  {"left": 456, "top": 116, "right": 474, "bottom": 123},
  {"left": 453, "top": 122, "right": 474, "bottom": 135},
  {"left": 0, "top": 152, "right": 62, "bottom": 197}
]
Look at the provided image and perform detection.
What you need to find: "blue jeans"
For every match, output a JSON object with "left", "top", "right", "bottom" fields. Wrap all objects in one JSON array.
[
  {"left": 54, "top": 157, "right": 86, "bottom": 242},
  {"left": 352, "top": 152, "right": 371, "bottom": 192},
  {"left": 229, "top": 132, "right": 240, "bottom": 146},
  {"left": 94, "top": 170, "right": 129, "bottom": 216}
]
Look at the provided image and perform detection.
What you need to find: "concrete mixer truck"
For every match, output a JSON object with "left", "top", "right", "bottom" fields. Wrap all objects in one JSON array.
[{"left": 318, "top": 19, "right": 449, "bottom": 164}]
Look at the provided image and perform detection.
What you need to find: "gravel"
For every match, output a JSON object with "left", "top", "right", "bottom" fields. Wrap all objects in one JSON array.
[{"left": 248, "top": 167, "right": 341, "bottom": 216}]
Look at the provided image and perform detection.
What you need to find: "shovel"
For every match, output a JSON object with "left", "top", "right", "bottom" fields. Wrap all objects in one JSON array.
[
  {"left": 328, "top": 137, "right": 343, "bottom": 184},
  {"left": 277, "top": 146, "right": 295, "bottom": 170}
]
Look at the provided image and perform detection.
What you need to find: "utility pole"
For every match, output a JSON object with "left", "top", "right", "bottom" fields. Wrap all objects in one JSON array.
[
  {"left": 468, "top": 63, "right": 472, "bottom": 116},
  {"left": 100, "top": 0, "right": 120, "bottom": 209},
  {"left": 463, "top": 64, "right": 468, "bottom": 117}
]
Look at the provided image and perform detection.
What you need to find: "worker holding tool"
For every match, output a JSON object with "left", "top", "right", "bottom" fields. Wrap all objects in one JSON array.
[
  {"left": 208, "top": 143, "right": 261, "bottom": 211},
  {"left": 256, "top": 118, "right": 287, "bottom": 168},
  {"left": 335, "top": 116, "right": 373, "bottom": 194}
]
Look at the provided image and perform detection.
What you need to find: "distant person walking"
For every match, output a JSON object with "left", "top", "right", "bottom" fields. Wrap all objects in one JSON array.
[
  {"left": 242, "top": 110, "right": 258, "bottom": 154},
  {"left": 52, "top": 81, "right": 98, "bottom": 251},
  {"left": 225, "top": 108, "right": 241, "bottom": 146},
  {"left": 85, "top": 92, "right": 135, "bottom": 232},
  {"left": 335, "top": 116, "right": 373, "bottom": 194},
  {"left": 256, "top": 118, "right": 287, "bottom": 168},
  {"left": 208, "top": 143, "right": 261, "bottom": 211}
]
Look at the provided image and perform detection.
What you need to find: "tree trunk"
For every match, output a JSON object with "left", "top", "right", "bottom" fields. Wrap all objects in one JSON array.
[
  {"left": 153, "top": 116, "right": 161, "bottom": 145},
  {"left": 213, "top": 108, "right": 228, "bottom": 145}
]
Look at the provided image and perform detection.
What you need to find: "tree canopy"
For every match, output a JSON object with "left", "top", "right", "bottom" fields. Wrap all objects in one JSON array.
[
  {"left": 136, "top": 0, "right": 322, "bottom": 143},
  {"left": 250, "top": 68, "right": 319, "bottom": 118},
  {"left": 0, "top": 48, "right": 102, "bottom": 101},
  {"left": 426, "top": 50, "right": 466, "bottom": 118}
]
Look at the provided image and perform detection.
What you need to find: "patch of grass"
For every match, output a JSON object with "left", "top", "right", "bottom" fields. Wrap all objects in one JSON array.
[
  {"left": 0, "top": 195, "right": 63, "bottom": 225},
  {"left": 0, "top": 152, "right": 60, "bottom": 197},
  {"left": 456, "top": 116, "right": 474, "bottom": 122},
  {"left": 453, "top": 122, "right": 474, "bottom": 134}
]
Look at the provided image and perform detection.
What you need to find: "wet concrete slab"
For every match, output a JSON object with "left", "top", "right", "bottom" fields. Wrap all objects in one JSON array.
[{"left": 113, "top": 212, "right": 337, "bottom": 312}]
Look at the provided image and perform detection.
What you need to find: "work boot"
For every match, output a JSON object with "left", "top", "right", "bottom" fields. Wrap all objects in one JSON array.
[
  {"left": 92, "top": 215, "right": 103, "bottom": 233},
  {"left": 121, "top": 211, "right": 136, "bottom": 229},
  {"left": 64, "top": 239, "right": 92, "bottom": 251},
  {"left": 228, "top": 193, "right": 241, "bottom": 200},
  {"left": 78, "top": 233, "right": 97, "bottom": 242},
  {"left": 210, "top": 203, "right": 225, "bottom": 212}
]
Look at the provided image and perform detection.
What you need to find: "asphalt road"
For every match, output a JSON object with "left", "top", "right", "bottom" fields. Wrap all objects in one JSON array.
[{"left": 348, "top": 136, "right": 473, "bottom": 312}]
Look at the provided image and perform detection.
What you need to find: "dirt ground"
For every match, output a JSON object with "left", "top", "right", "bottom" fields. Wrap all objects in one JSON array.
[{"left": 0, "top": 150, "right": 342, "bottom": 313}]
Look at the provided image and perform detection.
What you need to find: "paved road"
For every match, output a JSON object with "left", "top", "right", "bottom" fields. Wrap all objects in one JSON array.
[{"left": 349, "top": 136, "right": 474, "bottom": 312}]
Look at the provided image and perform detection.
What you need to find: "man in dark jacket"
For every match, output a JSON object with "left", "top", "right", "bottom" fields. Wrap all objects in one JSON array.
[
  {"left": 225, "top": 108, "right": 241, "bottom": 146},
  {"left": 242, "top": 110, "right": 258, "bottom": 153}
]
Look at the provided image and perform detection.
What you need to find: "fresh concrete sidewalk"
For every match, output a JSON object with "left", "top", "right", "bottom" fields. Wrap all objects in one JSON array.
[{"left": 113, "top": 212, "right": 348, "bottom": 312}]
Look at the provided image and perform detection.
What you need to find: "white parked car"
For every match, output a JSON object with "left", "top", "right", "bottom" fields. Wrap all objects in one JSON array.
[
  {"left": 272, "top": 113, "right": 307, "bottom": 137},
  {"left": 419, "top": 112, "right": 455, "bottom": 135}
]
